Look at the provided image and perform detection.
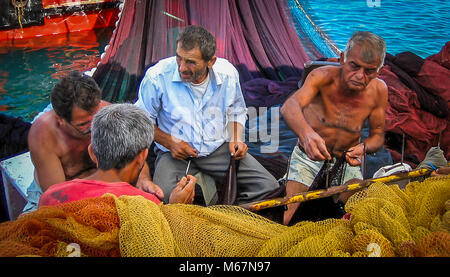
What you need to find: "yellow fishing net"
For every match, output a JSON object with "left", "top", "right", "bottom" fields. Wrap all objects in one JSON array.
[{"left": 0, "top": 176, "right": 449, "bottom": 257}]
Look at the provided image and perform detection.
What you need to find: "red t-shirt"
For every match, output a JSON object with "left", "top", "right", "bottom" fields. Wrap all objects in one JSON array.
[{"left": 39, "top": 179, "right": 161, "bottom": 207}]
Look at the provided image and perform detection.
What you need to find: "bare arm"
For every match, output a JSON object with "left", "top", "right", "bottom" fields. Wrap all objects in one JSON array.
[
  {"left": 346, "top": 80, "right": 388, "bottom": 166},
  {"left": 227, "top": 121, "right": 248, "bottom": 160},
  {"left": 365, "top": 80, "right": 388, "bottom": 153},
  {"left": 281, "top": 69, "right": 332, "bottom": 161},
  {"left": 28, "top": 127, "right": 65, "bottom": 192},
  {"left": 154, "top": 125, "right": 198, "bottom": 160},
  {"left": 136, "top": 161, "right": 164, "bottom": 200}
]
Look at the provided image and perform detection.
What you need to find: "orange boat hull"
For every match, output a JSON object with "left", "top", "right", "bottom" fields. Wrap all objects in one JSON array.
[{"left": 0, "top": 0, "right": 120, "bottom": 42}]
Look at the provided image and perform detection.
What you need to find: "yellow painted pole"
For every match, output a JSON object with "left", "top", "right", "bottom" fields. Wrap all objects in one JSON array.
[{"left": 239, "top": 168, "right": 431, "bottom": 211}]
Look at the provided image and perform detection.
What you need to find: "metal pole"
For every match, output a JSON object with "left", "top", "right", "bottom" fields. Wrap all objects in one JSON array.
[{"left": 401, "top": 132, "right": 405, "bottom": 165}]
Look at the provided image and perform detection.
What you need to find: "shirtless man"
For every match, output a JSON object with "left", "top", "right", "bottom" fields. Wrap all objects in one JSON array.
[
  {"left": 38, "top": 103, "right": 196, "bottom": 207},
  {"left": 281, "top": 31, "right": 388, "bottom": 225},
  {"left": 26, "top": 72, "right": 162, "bottom": 211}
]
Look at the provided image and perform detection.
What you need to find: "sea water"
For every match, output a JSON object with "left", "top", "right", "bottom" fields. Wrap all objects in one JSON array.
[
  {"left": 303, "top": 0, "right": 450, "bottom": 58},
  {"left": 0, "top": 27, "right": 113, "bottom": 122}
]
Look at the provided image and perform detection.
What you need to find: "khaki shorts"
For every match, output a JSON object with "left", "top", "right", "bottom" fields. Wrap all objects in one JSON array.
[{"left": 286, "top": 145, "right": 363, "bottom": 187}]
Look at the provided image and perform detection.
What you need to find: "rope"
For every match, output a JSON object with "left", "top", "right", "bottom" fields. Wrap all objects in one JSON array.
[
  {"left": 11, "top": 0, "right": 29, "bottom": 30},
  {"left": 292, "top": 0, "right": 341, "bottom": 56}
]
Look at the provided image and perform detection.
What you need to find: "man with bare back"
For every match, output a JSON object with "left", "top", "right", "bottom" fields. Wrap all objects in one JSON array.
[
  {"left": 281, "top": 31, "right": 388, "bottom": 225},
  {"left": 26, "top": 72, "right": 162, "bottom": 212}
]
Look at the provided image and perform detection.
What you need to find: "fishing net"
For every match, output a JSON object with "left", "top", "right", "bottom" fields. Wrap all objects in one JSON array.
[
  {"left": 0, "top": 176, "right": 449, "bottom": 257},
  {"left": 93, "top": 0, "right": 311, "bottom": 104},
  {"left": 0, "top": 196, "right": 121, "bottom": 257},
  {"left": 290, "top": 155, "right": 348, "bottom": 224}
]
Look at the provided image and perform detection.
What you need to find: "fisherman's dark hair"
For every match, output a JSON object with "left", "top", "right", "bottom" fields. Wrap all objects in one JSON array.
[
  {"left": 51, "top": 72, "right": 102, "bottom": 122},
  {"left": 177, "top": 25, "right": 217, "bottom": 61}
]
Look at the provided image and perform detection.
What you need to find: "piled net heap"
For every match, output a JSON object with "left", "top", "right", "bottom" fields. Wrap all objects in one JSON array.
[{"left": 0, "top": 176, "right": 449, "bottom": 257}]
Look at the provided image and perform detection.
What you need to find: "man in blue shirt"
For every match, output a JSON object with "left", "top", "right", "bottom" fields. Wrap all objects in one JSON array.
[{"left": 135, "top": 25, "right": 279, "bottom": 204}]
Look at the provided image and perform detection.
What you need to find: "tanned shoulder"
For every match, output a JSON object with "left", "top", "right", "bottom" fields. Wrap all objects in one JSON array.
[
  {"left": 28, "top": 111, "right": 58, "bottom": 151},
  {"left": 309, "top": 66, "right": 336, "bottom": 87},
  {"left": 374, "top": 77, "right": 388, "bottom": 99},
  {"left": 375, "top": 77, "right": 388, "bottom": 91},
  {"left": 99, "top": 100, "right": 111, "bottom": 108}
]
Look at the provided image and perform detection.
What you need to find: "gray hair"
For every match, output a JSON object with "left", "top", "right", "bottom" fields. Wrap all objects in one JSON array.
[
  {"left": 344, "top": 31, "right": 386, "bottom": 71},
  {"left": 91, "top": 103, "right": 154, "bottom": 170},
  {"left": 177, "top": 25, "right": 216, "bottom": 61}
]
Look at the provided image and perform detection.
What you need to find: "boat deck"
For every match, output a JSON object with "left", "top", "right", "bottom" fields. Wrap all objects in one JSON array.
[{"left": 0, "top": 152, "right": 34, "bottom": 220}]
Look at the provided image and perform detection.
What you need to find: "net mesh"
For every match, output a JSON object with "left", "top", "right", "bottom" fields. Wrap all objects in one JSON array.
[
  {"left": 292, "top": 156, "right": 348, "bottom": 223},
  {"left": 0, "top": 197, "right": 120, "bottom": 257},
  {"left": 0, "top": 176, "right": 449, "bottom": 257}
]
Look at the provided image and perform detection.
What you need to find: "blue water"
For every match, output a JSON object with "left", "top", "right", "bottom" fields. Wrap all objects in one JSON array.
[
  {"left": 0, "top": 27, "right": 113, "bottom": 122},
  {"left": 303, "top": 0, "right": 450, "bottom": 58}
]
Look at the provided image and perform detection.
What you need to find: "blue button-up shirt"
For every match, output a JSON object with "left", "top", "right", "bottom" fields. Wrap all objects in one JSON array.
[{"left": 134, "top": 56, "right": 248, "bottom": 157}]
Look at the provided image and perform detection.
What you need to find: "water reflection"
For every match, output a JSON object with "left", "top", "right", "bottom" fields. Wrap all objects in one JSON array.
[{"left": 0, "top": 27, "right": 113, "bottom": 121}]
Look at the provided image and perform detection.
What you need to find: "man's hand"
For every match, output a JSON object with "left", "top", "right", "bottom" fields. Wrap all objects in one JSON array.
[
  {"left": 136, "top": 179, "right": 165, "bottom": 200},
  {"left": 169, "top": 175, "right": 197, "bottom": 204},
  {"left": 229, "top": 141, "right": 248, "bottom": 160},
  {"left": 431, "top": 167, "right": 450, "bottom": 177},
  {"left": 345, "top": 143, "right": 364, "bottom": 166},
  {"left": 300, "top": 131, "right": 332, "bottom": 161},
  {"left": 169, "top": 140, "right": 198, "bottom": 160},
  {"left": 154, "top": 126, "right": 198, "bottom": 160}
]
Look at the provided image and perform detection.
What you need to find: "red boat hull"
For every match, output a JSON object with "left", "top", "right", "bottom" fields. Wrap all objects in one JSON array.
[{"left": 0, "top": 0, "right": 120, "bottom": 42}]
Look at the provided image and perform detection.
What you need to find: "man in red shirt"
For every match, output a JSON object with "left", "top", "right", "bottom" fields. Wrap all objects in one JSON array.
[{"left": 39, "top": 103, "right": 196, "bottom": 207}]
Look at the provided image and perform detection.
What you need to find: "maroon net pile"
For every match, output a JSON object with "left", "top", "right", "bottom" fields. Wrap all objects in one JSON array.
[{"left": 92, "top": 0, "right": 313, "bottom": 103}]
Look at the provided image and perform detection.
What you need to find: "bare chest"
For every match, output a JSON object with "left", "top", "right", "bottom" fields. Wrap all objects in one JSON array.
[
  {"left": 56, "top": 136, "right": 95, "bottom": 180},
  {"left": 303, "top": 90, "right": 375, "bottom": 155},
  {"left": 307, "top": 94, "right": 371, "bottom": 133}
]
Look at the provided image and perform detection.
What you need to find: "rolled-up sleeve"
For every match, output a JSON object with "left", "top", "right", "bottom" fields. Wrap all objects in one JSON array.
[{"left": 134, "top": 73, "right": 161, "bottom": 124}]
